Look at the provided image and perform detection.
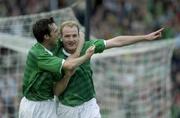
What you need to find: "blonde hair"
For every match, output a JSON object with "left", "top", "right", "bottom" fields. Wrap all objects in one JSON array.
[{"left": 60, "top": 21, "right": 80, "bottom": 36}]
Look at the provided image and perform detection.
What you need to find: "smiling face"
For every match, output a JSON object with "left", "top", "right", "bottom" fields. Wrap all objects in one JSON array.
[{"left": 61, "top": 25, "right": 79, "bottom": 53}]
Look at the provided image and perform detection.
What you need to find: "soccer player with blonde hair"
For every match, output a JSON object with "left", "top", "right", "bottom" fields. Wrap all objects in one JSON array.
[{"left": 55, "top": 20, "right": 163, "bottom": 118}]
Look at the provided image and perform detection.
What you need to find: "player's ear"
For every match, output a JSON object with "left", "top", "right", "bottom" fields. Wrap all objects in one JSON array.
[{"left": 44, "top": 34, "right": 50, "bottom": 40}]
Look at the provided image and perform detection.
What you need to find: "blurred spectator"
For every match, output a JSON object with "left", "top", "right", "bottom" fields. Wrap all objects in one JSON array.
[
  {"left": 0, "top": 0, "right": 178, "bottom": 39},
  {"left": 90, "top": 0, "right": 180, "bottom": 39},
  {"left": 0, "top": 95, "right": 5, "bottom": 118},
  {"left": 0, "top": 0, "right": 50, "bottom": 17}
]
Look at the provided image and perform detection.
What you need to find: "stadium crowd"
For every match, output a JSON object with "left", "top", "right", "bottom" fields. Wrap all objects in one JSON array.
[{"left": 0, "top": 0, "right": 179, "bottom": 117}]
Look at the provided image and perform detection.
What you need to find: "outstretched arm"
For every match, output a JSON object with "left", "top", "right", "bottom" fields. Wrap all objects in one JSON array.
[{"left": 105, "top": 28, "right": 163, "bottom": 49}]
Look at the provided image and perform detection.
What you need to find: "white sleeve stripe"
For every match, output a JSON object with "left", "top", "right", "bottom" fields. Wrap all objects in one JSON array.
[
  {"left": 60, "top": 59, "right": 65, "bottom": 73},
  {"left": 104, "top": 40, "right": 107, "bottom": 46}
]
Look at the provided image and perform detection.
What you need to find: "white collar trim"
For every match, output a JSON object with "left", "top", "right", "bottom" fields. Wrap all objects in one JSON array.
[
  {"left": 62, "top": 48, "right": 71, "bottom": 56},
  {"left": 39, "top": 43, "right": 53, "bottom": 56},
  {"left": 44, "top": 48, "right": 53, "bottom": 56}
]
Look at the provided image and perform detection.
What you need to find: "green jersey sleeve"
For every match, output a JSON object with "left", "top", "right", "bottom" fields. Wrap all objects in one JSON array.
[
  {"left": 37, "top": 52, "right": 64, "bottom": 74},
  {"left": 87, "top": 39, "right": 106, "bottom": 53}
]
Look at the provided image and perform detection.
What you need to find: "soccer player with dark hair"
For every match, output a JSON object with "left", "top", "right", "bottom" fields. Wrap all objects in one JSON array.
[{"left": 18, "top": 18, "right": 95, "bottom": 118}]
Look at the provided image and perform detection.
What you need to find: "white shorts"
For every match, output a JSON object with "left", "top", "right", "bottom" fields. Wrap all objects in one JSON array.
[
  {"left": 19, "top": 97, "right": 58, "bottom": 118},
  {"left": 57, "top": 98, "right": 101, "bottom": 118}
]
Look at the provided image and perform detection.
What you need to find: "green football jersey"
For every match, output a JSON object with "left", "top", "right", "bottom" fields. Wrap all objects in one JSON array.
[
  {"left": 23, "top": 42, "right": 64, "bottom": 101},
  {"left": 55, "top": 39, "right": 106, "bottom": 106}
]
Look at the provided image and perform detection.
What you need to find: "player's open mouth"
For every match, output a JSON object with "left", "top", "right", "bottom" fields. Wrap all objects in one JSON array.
[{"left": 68, "top": 42, "right": 76, "bottom": 46}]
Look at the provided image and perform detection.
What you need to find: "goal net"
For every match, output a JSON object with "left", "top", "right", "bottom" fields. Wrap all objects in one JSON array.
[
  {"left": 0, "top": 7, "right": 79, "bottom": 38},
  {"left": 0, "top": 7, "right": 175, "bottom": 118},
  {"left": 92, "top": 40, "right": 174, "bottom": 118}
]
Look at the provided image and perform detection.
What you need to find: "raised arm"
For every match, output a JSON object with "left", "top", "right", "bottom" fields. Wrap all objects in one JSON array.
[
  {"left": 54, "top": 70, "right": 74, "bottom": 96},
  {"left": 54, "top": 45, "right": 95, "bottom": 96},
  {"left": 62, "top": 45, "right": 95, "bottom": 71},
  {"left": 105, "top": 28, "right": 163, "bottom": 49}
]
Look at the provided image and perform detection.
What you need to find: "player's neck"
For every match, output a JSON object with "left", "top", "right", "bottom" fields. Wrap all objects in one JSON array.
[
  {"left": 64, "top": 48, "right": 75, "bottom": 54},
  {"left": 41, "top": 42, "right": 53, "bottom": 50}
]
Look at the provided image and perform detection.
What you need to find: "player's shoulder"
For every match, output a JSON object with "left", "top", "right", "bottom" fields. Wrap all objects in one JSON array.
[
  {"left": 83, "top": 40, "right": 93, "bottom": 49},
  {"left": 84, "top": 39, "right": 104, "bottom": 46},
  {"left": 84, "top": 39, "right": 99, "bottom": 46},
  {"left": 28, "top": 43, "right": 45, "bottom": 57}
]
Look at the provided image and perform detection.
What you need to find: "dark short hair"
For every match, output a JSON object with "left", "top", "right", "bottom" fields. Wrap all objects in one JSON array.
[{"left": 32, "top": 17, "right": 55, "bottom": 43}]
